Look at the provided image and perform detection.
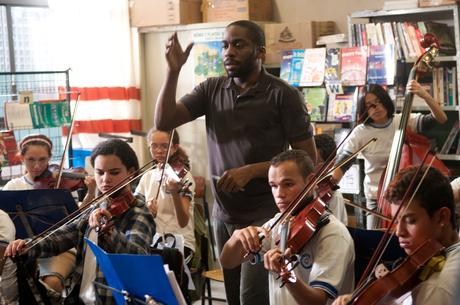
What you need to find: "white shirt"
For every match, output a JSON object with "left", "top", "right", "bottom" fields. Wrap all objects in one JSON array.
[
  {"left": 135, "top": 167, "right": 196, "bottom": 252},
  {"left": 340, "top": 113, "right": 423, "bottom": 200},
  {"left": 392, "top": 241, "right": 460, "bottom": 305},
  {"left": 262, "top": 213, "right": 355, "bottom": 305},
  {"left": 328, "top": 190, "right": 348, "bottom": 225}
]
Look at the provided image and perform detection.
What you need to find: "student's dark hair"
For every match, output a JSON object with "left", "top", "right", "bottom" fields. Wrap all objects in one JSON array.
[
  {"left": 270, "top": 149, "right": 314, "bottom": 179},
  {"left": 357, "top": 84, "right": 395, "bottom": 124},
  {"left": 90, "top": 139, "right": 139, "bottom": 172},
  {"left": 314, "top": 134, "right": 337, "bottom": 161},
  {"left": 147, "top": 128, "right": 190, "bottom": 170},
  {"left": 227, "top": 20, "right": 265, "bottom": 47},
  {"left": 385, "top": 166, "right": 457, "bottom": 229},
  {"left": 19, "top": 134, "right": 53, "bottom": 157}
]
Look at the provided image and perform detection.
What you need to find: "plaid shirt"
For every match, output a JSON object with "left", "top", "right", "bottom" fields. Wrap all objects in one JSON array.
[{"left": 27, "top": 195, "right": 156, "bottom": 305}]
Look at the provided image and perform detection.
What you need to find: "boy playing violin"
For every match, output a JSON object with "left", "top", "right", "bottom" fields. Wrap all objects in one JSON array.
[
  {"left": 220, "top": 150, "right": 355, "bottom": 305},
  {"left": 333, "top": 166, "right": 460, "bottom": 305},
  {"left": 4, "top": 139, "right": 156, "bottom": 305}
]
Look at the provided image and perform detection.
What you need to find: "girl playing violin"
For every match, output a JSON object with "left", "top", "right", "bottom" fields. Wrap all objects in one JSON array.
[
  {"left": 135, "top": 128, "right": 196, "bottom": 262},
  {"left": 2, "top": 134, "right": 86, "bottom": 300},
  {"left": 4, "top": 139, "right": 156, "bottom": 305},
  {"left": 220, "top": 150, "right": 355, "bottom": 305},
  {"left": 332, "top": 166, "right": 460, "bottom": 305},
  {"left": 332, "top": 81, "right": 447, "bottom": 229}
]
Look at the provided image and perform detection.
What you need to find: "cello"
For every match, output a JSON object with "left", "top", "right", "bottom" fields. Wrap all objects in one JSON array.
[{"left": 376, "top": 33, "right": 450, "bottom": 228}]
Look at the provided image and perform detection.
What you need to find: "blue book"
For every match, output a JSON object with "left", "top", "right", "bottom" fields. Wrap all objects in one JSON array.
[{"left": 290, "top": 49, "right": 305, "bottom": 86}]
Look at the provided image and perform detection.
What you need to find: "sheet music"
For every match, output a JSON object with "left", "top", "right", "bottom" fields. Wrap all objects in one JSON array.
[{"left": 164, "top": 265, "right": 186, "bottom": 305}]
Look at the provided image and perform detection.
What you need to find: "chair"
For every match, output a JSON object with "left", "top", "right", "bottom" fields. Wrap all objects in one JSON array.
[
  {"left": 192, "top": 176, "right": 225, "bottom": 305},
  {"left": 200, "top": 235, "right": 226, "bottom": 305},
  {"left": 193, "top": 176, "right": 216, "bottom": 260}
]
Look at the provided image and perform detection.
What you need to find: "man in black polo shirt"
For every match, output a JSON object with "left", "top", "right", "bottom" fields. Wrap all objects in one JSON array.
[{"left": 155, "top": 20, "right": 317, "bottom": 305}]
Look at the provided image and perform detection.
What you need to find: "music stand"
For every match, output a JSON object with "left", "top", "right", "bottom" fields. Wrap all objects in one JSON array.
[
  {"left": 0, "top": 189, "right": 79, "bottom": 239},
  {"left": 85, "top": 238, "right": 184, "bottom": 305}
]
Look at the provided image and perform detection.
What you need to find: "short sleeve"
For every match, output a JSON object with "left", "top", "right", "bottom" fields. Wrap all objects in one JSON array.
[
  {"left": 180, "top": 81, "right": 208, "bottom": 120},
  {"left": 308, "top": 228, "right": 355, "bottom": 299},
  {"left": 280, "top": 88, "right": 314, "bottom": 142}
]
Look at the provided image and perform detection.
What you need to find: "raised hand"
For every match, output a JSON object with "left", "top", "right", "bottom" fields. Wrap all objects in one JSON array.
[{"left": 165, "top": 32, "right": 194, "bottom": 74}]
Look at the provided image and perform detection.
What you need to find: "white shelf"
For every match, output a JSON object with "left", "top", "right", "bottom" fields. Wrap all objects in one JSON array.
[{"left": 350, "top": 5, "right": 457, "bottom": 19}]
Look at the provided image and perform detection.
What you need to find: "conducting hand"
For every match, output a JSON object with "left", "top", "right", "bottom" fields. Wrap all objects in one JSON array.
[{"left": 165, "top": 32, "right": 193, "bottom": 74}]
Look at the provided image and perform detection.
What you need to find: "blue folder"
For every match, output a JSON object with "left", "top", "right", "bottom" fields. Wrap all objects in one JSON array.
[
  {"left": 0, "top": 189, "right": 78, "bottom": 239},
  {"left": 85, "top": 238, "right": 179, "bottom": 305}
]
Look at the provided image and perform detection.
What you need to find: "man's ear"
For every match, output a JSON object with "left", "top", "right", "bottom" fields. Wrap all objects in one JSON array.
[
  {"left": 257, "top": 46, "right": 266, "bottom": 63},
  {"left": 437, "top": 207, "right": 452, "bottom": 228}
]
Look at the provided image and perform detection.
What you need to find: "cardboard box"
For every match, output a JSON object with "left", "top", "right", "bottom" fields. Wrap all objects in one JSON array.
[
  {"left": 202, "top": 0, "right": 272, "bottom": 23},
  {"left": 419, "top": 0, "right": 458, "bottom": 6},
  {"left": 130, "top": 0, "right": 202, "bottom": 27},
  {"left": 264, "top": 21, "right": 336, "bottom": 64}
]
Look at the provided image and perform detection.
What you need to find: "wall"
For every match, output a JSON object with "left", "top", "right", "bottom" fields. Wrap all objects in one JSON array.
[{"left": 272, "top": 0, "right": 384, "bottom": 34}]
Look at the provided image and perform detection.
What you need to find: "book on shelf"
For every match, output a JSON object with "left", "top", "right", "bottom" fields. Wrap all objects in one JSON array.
[
  {"left": 280, "top": 50, "right": 293, "bottom": 83},
  {"left": 327, "top": 86, "right": 358, "bottom": 122},
  {"left": 367, "top": 44, "right": 396, "bottom": 86},
  {"left": 0, "top": 130, "right": 21, "bottom": 167},
  {"left": 340, "top": 46, "right": 368, "bottom": 86},
  {"left": 302, "top": 87, "right": 327, "bottom": 121},
  {"left": 351, "top": 20, "right": 457, "bottom": 60},
  {"left": 324, "top": 48, "right": 343, "bottom": 94},
  {"left": 290, "top": 49, "right": 305, "bottom": 86},
  {"left": 300, "top": 48, "right": 326, "bottom": 87},
  {"left": 440, "top": 121, "right": 459, "bottom": 154}
]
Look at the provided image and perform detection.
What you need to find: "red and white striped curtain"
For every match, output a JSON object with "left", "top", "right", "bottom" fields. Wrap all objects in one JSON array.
[{"left": 48, "top": 0, "right": 142, "bottom": 168}]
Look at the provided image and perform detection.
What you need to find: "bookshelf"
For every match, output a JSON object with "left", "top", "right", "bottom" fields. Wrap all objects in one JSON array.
[
  {"left": 348, "top": 5, "right": 460, "bottom": 156},
  {"left": 348, "top": 5, "right": 460, "bottom": 107}
]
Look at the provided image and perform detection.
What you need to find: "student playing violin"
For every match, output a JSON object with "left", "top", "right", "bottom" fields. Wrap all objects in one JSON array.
[
  {"left": 1, "top": 134, "right": 95, "bottom": 301},
  {"left": 135, "top": 128, "right": 196, "bottom": 263},
  {"left": 220, "top": 150, "right": 355, "bottom": 305},
  {"left": 332, "top": 166, "right": 460, "bottom": 305},
  {"left": 4, "top": 139, "right": 156, "bottom": 305}
]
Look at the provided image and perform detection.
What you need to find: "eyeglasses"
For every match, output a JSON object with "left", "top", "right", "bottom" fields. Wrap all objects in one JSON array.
[
  {"left": 24, "top": 157, "right": 49, "bottom": 166},
  {"left": 149, "top": 143, "right": 169, "bottom": 151}
]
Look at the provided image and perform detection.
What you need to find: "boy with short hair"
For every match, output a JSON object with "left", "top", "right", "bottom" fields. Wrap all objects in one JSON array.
[
  {"left": 333, "top": 166, "right": 460, "bottom": 305},
  {"left": 220, "top": 150, "right": 354, "bottom": 305}
]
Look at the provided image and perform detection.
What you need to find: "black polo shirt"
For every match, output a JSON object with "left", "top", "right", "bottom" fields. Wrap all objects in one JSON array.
[{"left": 181, "top": 69, "right": 313, "bottom": 224}]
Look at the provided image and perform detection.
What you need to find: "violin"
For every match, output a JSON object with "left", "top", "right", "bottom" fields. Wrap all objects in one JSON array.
[
  {"left": 106, "top": 188, "right": 136, "bottom": 217},
  {"left": 346, "top": 239, "right": 444, "bottom": 305},
  {"left": 33, "top": 163, "right": 87, "bottom": 191}
]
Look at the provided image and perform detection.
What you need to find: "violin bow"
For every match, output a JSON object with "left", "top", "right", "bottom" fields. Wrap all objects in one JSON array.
[
  {"left": 266, "top": 115, "right": 375, "bottom": 237},
  {"left": 153, "top": 129, "right": 175, "bottom": 201},
  {"left": 355, "top": 151, "right": 435, "bottom": 291},
  {"left": 24, "top": 159, "right": 158, "bottom": 251},
  {"left": 55, "top": 91, "right": 81, "bottom": 189}
]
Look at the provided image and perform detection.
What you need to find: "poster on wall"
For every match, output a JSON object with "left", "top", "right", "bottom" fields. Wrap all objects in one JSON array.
[{"left": 192, "top": 29, "right": 226, "bottom": 86}]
